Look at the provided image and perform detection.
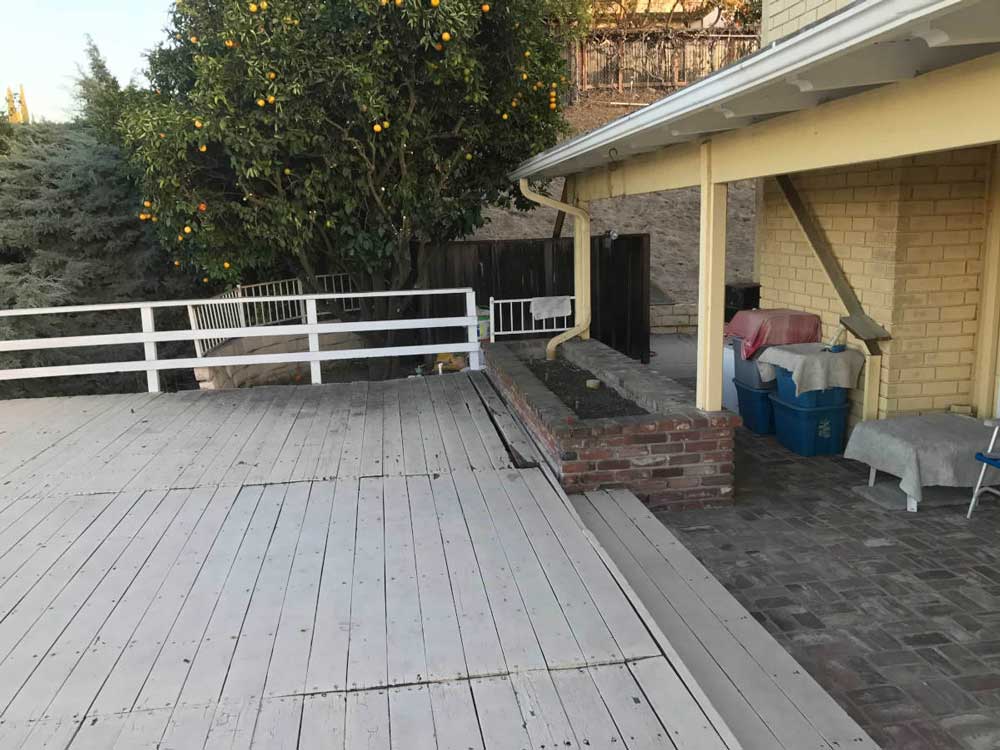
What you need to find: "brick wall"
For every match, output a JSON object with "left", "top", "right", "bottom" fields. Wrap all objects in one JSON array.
[
  {"left": 756, "top": 147, "right": 992, "bottom": 418},
  {"left": 762, "top": 0, "right": 854, "bottom": 44},
  {"left": 484, "top": 340, "right": 739, "bottom": 510},
  {"left": 651, "top": 302, "right": 698, "bottom": 334}
]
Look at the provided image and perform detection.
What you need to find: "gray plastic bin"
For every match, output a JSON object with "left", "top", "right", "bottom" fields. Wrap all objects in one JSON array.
[{"left": 729, "top": 336, "right": 774, "bottom": 389}]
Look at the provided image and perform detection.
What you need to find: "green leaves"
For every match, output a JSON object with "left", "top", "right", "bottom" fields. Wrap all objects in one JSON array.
[{"left": 108, "top": 0, "right": 584, "bottom": 288}]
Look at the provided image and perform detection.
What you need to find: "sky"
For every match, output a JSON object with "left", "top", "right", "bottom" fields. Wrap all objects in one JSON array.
[{"left": 1, "top": 1, "right": 173, "bottom": 122}]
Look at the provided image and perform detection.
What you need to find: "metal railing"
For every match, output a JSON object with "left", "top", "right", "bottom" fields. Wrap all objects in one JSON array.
[
  {"left": 0, "top": 288, "right": 481, "bottom": 392},
  {"left": 569, "top": 32, "right": 760, "bottom": 92},
  {"left": 190, "top": 274, "right": 360, "bottom": 356},
  {"left": 489, "top": 296, "right": 576, "bottom": 343}
]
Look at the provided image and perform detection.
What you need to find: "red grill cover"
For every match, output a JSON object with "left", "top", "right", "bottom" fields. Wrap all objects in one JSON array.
[{"left": 725, "top": 309, "right": 822, "bottom": 359}]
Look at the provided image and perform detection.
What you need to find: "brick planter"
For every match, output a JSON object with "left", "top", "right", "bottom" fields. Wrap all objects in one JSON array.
[{"left": 484, "top": 340, "right": 740, "bottom": 511}]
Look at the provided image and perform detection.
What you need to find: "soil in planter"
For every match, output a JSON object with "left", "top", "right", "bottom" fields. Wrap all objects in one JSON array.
[{"left": 526, "top": 358, "right": 648, "bottom": 419}]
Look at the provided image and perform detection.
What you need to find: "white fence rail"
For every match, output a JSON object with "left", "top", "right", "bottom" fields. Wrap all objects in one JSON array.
[
  {"left": 489, "top": 296, "right": 575, "bottom": 343},
  {"left": 0, "top": 288, "right": 481, "bottom": 392},
  {"left": 191, "top": 273, "right": 360, "bottom": 356}
]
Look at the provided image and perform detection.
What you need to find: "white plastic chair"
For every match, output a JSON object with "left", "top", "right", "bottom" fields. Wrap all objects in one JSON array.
[{"left": 968, "top": 419, "right": 1000, "bottom": 518}]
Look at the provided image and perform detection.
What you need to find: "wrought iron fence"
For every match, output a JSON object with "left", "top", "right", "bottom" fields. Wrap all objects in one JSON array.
[{"left": 569, "top": 32, "right": 759, "bottom": 92}]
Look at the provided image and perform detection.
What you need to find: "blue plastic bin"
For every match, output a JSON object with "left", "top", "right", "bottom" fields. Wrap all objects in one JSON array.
[
  {"left": 734, "top": 380, "right": 775, "bottom": 435},
  {"left": 730, "top": 336, "right": 775, "bottom": 390},
  {"left": 774, "top": 366, "right": 848, "bottom": 407},
  {"left": 769, "top": 393, "right": 849, "bottom": 456}
]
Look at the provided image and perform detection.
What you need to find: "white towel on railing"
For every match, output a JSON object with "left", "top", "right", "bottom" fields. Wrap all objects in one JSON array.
[{"left": 530, "top": 296, "right": 572, "bottom": 321}]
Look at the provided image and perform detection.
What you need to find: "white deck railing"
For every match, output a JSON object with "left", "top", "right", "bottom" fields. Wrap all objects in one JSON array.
[
  {"left": 192, "top": 273, "right": 360, "bottom": 356},
  {"left": 0, "top": 288, "right": 481, "bottom": 392},
  {"left": 489, "top": 296, "right": 575, "bottom": 343}
]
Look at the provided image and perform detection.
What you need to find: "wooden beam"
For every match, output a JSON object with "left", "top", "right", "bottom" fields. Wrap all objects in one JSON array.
[
  {"left": 551, "top": 180, "right": 568, "bottom": 239},
  {"left": 712, "top": 51, "right": 1000, "bottom": 184},
  {"left": 696, "top": 142, "right": 727, "bottom": 413},
  {"left": 573, "top": 141, "right": 701, "bottom": 203},
  {"left": 973, "top": 146, "right": 1000, "bottom": 419},
  {"left": 862, "top": 354, "right": 882, "bottom": 422},
  {"left": 569, "top": 52, "right": 1000, "bottom": 200},
  {"left": 775, "top": 175, "right": 890, "bottom": 355}
]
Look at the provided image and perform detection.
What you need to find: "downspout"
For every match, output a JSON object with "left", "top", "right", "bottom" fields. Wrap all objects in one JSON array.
[{"left": 518, "top": 178, "right": 591, "bottom": 360}]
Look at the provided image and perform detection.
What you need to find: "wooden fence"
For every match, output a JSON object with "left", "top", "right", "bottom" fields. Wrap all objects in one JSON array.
[
  {"left": 423, "top": 234, "right": 651, "bottom": 362},
  {"left": 569, "top": 32, "right": 759, "bottom": 93}
]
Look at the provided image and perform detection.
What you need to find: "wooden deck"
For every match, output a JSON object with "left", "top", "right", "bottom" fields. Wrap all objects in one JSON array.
[{"left": 0, "top": 374, "right": 733, "bottom": 749}]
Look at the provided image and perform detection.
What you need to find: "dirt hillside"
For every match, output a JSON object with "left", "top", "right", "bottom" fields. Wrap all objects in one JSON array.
[{"left": 467, "top": 91, "right": 757, "bottom": 304}]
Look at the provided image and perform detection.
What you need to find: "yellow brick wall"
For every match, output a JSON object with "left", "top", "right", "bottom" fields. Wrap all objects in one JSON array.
[
  {"left": 762, "top": 0, "right": 855, "bottom": 45},
  {"left": 756, "top": 147, "right": 993, "bottom": 419}
]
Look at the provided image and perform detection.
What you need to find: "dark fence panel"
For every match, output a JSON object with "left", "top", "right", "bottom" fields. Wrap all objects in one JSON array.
[{"left": 424, "top": 234, "right": 650, "bottom": 362}]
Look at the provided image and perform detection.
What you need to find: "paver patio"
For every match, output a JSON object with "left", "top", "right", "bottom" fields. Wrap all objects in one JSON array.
[{"left": 658, "top": 428, "right": 1000, "bottom": 750}]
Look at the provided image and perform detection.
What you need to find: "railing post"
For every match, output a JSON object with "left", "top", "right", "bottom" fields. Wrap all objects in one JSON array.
[
  {"left": 489, "top": 297, "right": 496, "bottom": 344},
  {"left": 298, "top": 279, "right": 308, "bottom": 325},
  {"left": 187, "top": 305, "right": 204, "bottom": 358},
  {"left": 466, "top": 291, "right": 482, "bottom": 371},
  {"left": 140, "top": 306, "right": 161, "bottom": 393},
  {"left": 306, "top": 298, "right": 322, "bottom": 385},
  {"left": 236, "top": 286, "right": 247, "bottom": 328}
]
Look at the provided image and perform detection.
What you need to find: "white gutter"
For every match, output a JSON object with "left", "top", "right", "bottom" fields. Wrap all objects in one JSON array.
[
  {"left": 518, "top": 178, "right": 591, "bottom": 360},
  {"left": 510, "top": 0, "right": 973, "bottom": 180}
]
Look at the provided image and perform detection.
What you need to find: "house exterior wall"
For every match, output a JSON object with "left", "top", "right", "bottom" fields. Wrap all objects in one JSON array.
[
  {"left": 755, "top": 147, "right": 993, "bottom": 419},
  {"left": 762, "top": 0, "right": 854, "bottom": 45}
]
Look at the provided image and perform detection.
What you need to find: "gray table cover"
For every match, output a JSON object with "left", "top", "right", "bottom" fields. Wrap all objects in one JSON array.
[
  {"left": 757, "top": 343, "right": 865, "bottom": 395},
  {"left": 844, "top": 413, "right": 994, "bottom": 504}
]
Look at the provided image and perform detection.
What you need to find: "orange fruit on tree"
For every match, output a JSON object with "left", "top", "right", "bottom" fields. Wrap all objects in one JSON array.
[
  {"left": 284, "top": 167, "right": 292, "bottom": 175},
  {"left": 373, "top": 123, "right": 383, "bottom": 133},
  {"left": 223, "top": 261, "right": 232, "bottom": 269},
  {"left": 260, "top": 0, "right": 268, "bottom": 8},
  {"left": 481, "top": 3, "right": 490, "bottom": 10},
  {"left": 257, "top": 98, "right": 266, "bottom": 107},
  {"left": 430, "top": 0, "right": 440, "bottom": 6},
  {"left": 177, "top": 234, "right": 184, "bottom": 241},
  {"left": 199, "top": 144, "right": 207, "bottom": 152},
  {"left": 190, "top": 36, "right": 199, "bottom": 43},
  {"left": 198, "top": 202, "right": 208, "bottom": 212},
  {"left": 441, "top": 31, "right": 451, "bottom": 42},
  {"left": 465, "top": 152, "right": 473, "bottom": 160},
  {"left": 501, "top": 112, "right": 509, "bottom": 120},
  {"left": 549, "top": 102, "right": 557, "bottom": 109},
  {"left": 267, "top": 95, "right": 276, "bottom": 104},
  {"left": 521, "top": 73, "right": 528, "bottom": 80},
  {"left": 382, "top": 120, "right": 390, "bottom": 128},
  {"left": 434, "top": 42, "right": 444, "bottom": 51},
  {"left": 173, "top": 260, "right": 181, "bottom": 267},
  {"left": 225, "top": 39, "right": 235, "bottom": 48},
  {"left": 151, "top": 216, "right": 158, "bottom": 223},
  {"left": 184, "top": 225, "right": 193, "bottom": 234},
  {"left": 159, "top": 132, "right": 166, "bottom": 138},
  {"left": 203, "top": 277, "right": 209, "bottom": 283},
  {"left": 267, "top": 71, "right": 277, "bottom": 80},
  {"left": 524, "top": 50, "right": 531, "bottom": 57},
  {"left": 143, "top": 200, "right": 152, "bottom": 208},
  {"left": 248, "top": 1, "right": 258, "bottom": 11},
  {"left": 194, "top": 119, "right": 203, "bottom": 129}
]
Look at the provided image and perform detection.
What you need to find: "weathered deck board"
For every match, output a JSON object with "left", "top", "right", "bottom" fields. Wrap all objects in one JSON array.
[
  {"left": 0, "top": 377, "right": 753, "bottom": 750},
  {"left": 573, "top": 487, "right": 879, "bottom": 750}
]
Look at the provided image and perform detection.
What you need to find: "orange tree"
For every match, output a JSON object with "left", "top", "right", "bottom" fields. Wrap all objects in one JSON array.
[{"left": 119, "top": 0, "right": 585, "bottom": 292}]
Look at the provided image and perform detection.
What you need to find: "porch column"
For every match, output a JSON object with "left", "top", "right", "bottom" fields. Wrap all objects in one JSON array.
[
  {"left": 696, "top": 141, "right": 727, "bottom": 412},
  {"left": 973, "top": 145, "right": 1000, "bottom": 418}
]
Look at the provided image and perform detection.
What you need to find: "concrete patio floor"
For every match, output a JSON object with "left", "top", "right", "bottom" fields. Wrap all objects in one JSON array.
[{"left": 657, "top": 427, "right": 1000, "bottom": 750}]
